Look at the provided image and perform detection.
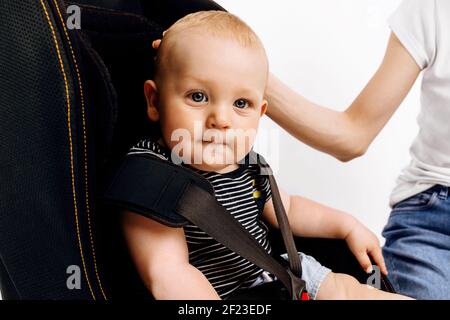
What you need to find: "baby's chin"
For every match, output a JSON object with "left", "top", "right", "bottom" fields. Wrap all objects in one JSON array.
[
  {"left": 173, "top": 141, "right": 251, "bottom": 173},
  {"left": 188, "top": 148, "right": 244, "bottom": 173},
  {"left": 188, "top": 162, "right": 239, "bottom": 174}
]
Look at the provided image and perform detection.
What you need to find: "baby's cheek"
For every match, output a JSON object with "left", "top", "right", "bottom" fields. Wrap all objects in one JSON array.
[
  {"left": 234, "top": 133, "right": 256, "bottom": 153},
  {"left": 161, "top": 115, "right": 188, "bottom": 140},
  {"left": 168, "top": 137, "right": 195, "bottom": 164}
]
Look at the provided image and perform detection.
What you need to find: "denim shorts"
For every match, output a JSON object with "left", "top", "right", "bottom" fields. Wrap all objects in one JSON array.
[
  {"left": 249, "top": 252, "right": 331, "bottom": 300},
  {"left": 382, "top": 185, "right": 450, "bottom": 299}
]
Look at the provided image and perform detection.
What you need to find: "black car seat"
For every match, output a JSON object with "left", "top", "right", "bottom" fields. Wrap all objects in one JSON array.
[{"left": 0, "top": 0, "right": 388, "bottom": 300}]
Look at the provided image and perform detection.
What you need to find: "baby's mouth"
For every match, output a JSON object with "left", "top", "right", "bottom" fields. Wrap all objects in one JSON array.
[{"left": 201, "top": 138, "right": 229, "bottom": 146}]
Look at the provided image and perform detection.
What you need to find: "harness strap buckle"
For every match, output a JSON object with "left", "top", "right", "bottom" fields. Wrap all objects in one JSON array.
[{"left": 286, "top": 268, "right": 309, "bottom": 300}]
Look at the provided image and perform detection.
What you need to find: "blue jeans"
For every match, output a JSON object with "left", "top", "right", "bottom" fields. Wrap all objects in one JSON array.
[{"left": 382, "top": 185, "right": 450, "bottom": 299}]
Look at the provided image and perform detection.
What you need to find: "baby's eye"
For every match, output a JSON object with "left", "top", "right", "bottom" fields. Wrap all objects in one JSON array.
[
  {"left": 190, "top": 91, "right": 208, "bottom": 103},
  {"left": 234, "top": 99, "right": 249, "bottom": 109}
]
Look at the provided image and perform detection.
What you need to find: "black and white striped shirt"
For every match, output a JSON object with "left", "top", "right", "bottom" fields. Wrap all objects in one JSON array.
[{"left": 128, "top": 137, "right": 273, "bottom": 299}]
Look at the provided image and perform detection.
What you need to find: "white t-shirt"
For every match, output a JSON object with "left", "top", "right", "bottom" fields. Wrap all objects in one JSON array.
[{"left": 389, "top": 0, "right": 450, "bottom": 206}]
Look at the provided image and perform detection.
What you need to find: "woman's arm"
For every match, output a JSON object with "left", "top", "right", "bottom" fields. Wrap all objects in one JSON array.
[
  {"left": 265, "top": 33, "right": 421, "bottom": 162},
  {"left": 122, "top": 210, "right": 221, "bottom": 300}
]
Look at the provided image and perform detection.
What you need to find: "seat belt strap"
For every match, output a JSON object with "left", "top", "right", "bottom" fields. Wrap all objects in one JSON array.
[
  {"left": 176, "top": 182, "right": 296, "bottom": 294},
  {"left": 249, "top": 151, "right": 303, "bottom": 278}
]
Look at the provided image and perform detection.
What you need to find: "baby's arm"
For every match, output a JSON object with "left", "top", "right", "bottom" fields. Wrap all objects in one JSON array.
[
  {"left": 262, "top": 189, "right": 386, "bottom": 274},
  {"left": 121, "top": 210, "right": 221, "bottom": 300},
  {"left": 263, "top": 189, "right": 356, "bottom": 239},
  {"left": 264, "top": 189, "right": 358, "bottom": 239},
  {"left": 317, "top": 272, "right": 412, "bottom": 300}
]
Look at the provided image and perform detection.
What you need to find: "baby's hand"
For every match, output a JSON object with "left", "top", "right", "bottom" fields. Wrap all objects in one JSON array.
[{"left": 344, "top": 221, "right": 388, "bottom": 275}]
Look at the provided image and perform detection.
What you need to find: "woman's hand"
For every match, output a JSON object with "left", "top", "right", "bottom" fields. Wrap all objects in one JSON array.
[{"left": 344, "top": 220, "right": 388, "bottom": 275}]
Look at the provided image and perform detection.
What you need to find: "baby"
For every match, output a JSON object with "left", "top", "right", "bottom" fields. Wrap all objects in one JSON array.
[{"left": 121, "top": 10, "right": 410, "bottom": 300}]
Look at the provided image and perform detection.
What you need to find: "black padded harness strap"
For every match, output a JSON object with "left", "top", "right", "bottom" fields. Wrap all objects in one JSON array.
[{"left": 105, "top": 154, "right": 213, "bottom": 227}]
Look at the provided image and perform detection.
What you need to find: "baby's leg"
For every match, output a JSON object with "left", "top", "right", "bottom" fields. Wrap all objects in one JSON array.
[
  {"left": 316, "top": 272, "right": 413, "bottom": 300},
  {"left": 281, "top": 252, "right": 331, "bottom": 300}
]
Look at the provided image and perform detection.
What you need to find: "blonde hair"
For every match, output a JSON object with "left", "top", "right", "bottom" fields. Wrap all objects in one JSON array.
[{"left": 155, "top": 10, "right": 267, "bottom": 77}]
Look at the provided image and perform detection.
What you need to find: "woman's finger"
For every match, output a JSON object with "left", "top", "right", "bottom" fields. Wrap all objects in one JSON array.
[
  {"left": 152, "top": 39, "right": 162, "bottom": 49},
  {"left": 152, "top": 31, "right": 166, "bottom": 49}
]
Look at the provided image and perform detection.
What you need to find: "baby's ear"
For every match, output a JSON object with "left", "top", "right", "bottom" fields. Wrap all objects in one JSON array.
[
  {"left": 144, "top": 80, "right": 159, "bottom": 122},
  {"left": 260, "top": 99, "right": 268, "bottom": 117}
]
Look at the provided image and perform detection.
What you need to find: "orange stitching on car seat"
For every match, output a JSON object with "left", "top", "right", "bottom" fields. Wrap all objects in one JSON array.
[
  {"left": 52, "top": 0, "right": 107, "bottom": 300},
  {"left": 38, "top": 0, "right": 95, "bottom": 300}
]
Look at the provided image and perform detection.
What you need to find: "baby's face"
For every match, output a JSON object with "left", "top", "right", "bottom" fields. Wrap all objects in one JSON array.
[{"left": 148, "top": 33, "right": 268, "bottom": 173}]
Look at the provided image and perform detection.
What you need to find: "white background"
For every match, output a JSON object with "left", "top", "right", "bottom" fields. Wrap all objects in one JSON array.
[{"left": 216, "top": 0, "right": 421, "bottom": 242}]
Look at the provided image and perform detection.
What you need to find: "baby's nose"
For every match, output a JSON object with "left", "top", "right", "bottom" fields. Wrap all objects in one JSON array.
[{"left": 206, "top": 106, "right": 231, "bottom": 130}]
